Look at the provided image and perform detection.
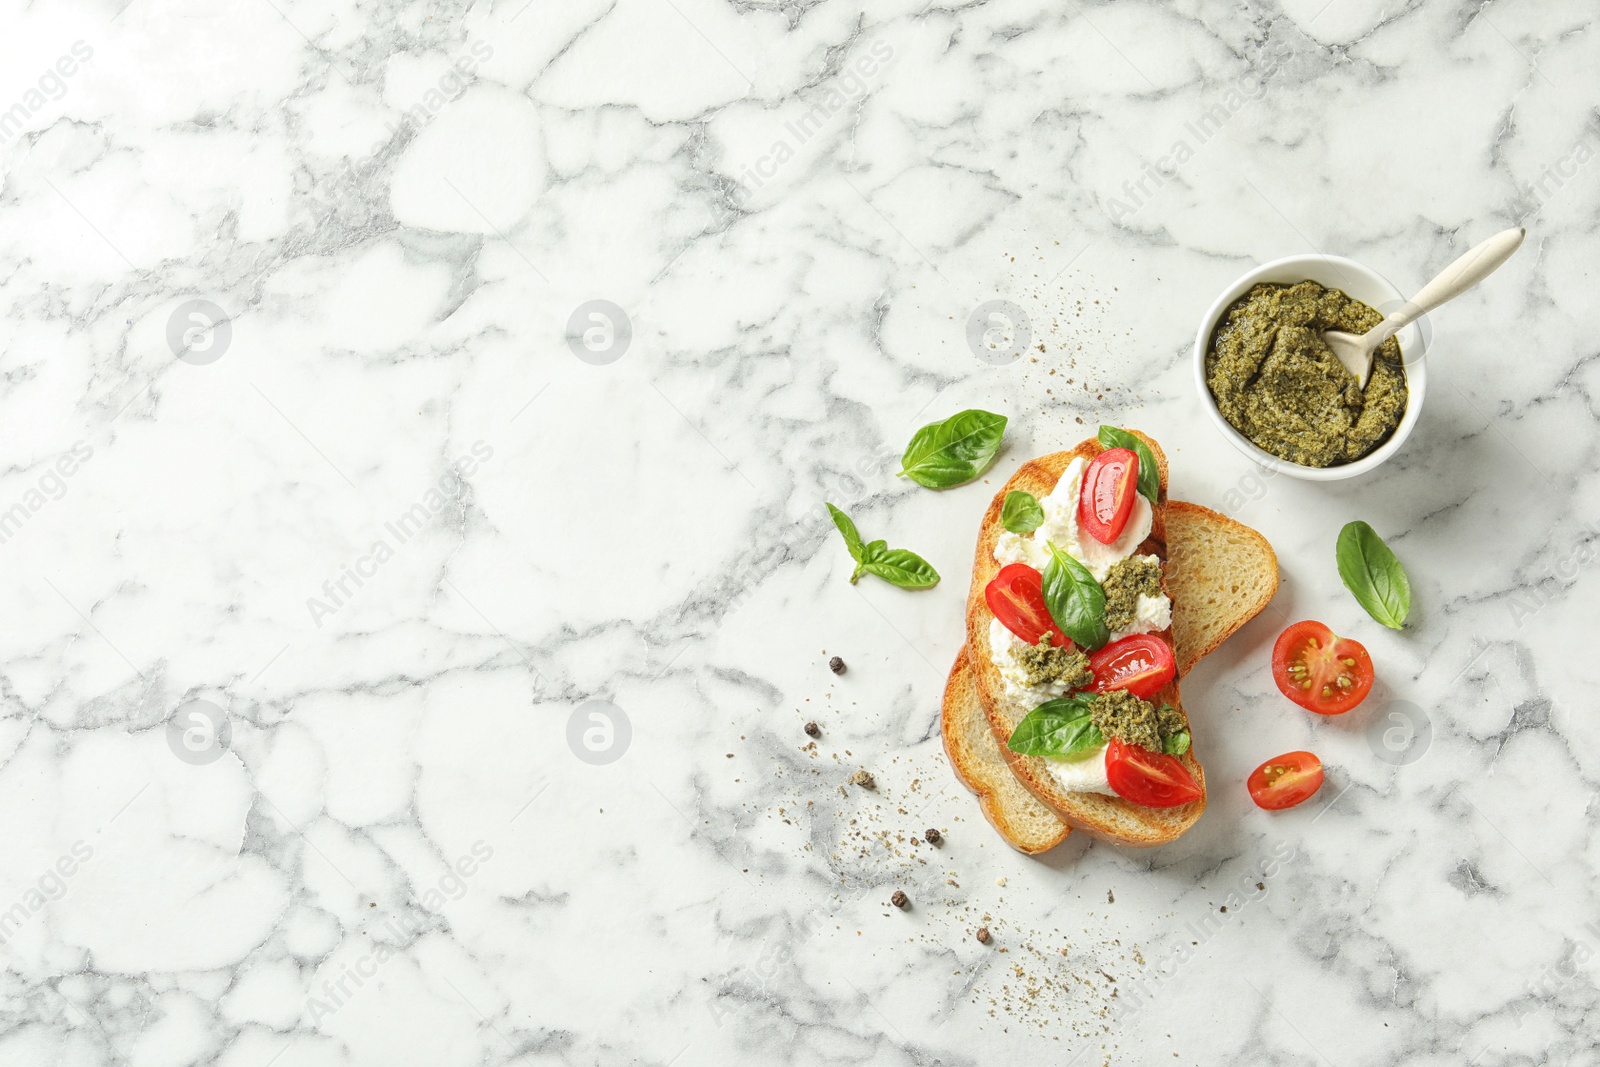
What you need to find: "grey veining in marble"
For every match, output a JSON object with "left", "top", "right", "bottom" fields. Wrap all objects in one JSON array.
[{"left": 0, "top": 0, "right": 1596, "bottom": 1064}]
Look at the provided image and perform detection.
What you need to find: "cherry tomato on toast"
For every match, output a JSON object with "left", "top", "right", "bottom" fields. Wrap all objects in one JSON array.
[
  {"left": 1104, "top": 737, "right": 1203, "bottom": 808},
  {"left": 985, "top": 563, "right": 1068, "bottom": 648},
  {"left": 1272, "top": 621, "right": 1373, "bottom": 714},
  {"left": 1088, "top": 634, "right": 1176, "bottom": 700},
  {"left": 1078, "top": 448, "right": 1140, "bottom": 545},
  {"left": 1247, "top": 751, "right": 1324, "bottom": 810}
]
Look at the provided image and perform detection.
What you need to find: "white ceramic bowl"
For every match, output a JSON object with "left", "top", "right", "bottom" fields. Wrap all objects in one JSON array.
[{"left": 1192, "top": 254, "right": 1426, "bottom": 481}]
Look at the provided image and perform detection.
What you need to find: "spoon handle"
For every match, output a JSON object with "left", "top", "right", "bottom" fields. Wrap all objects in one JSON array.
[{"left": 1363, "top": 226, "right": 1525, "bottom": 349}]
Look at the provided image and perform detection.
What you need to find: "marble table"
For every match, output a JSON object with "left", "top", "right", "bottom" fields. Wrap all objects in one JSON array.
[{"left": 2, "top": 1, "right": 1595, "bottom": 1064}]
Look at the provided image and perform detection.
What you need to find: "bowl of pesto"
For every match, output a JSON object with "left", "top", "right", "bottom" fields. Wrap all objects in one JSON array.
[{"left": 1193, "top": 254, "right": 1424, "bottom": 481}]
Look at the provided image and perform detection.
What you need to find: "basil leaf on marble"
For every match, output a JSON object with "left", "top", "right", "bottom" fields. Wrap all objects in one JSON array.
[
  {"left": 1001, "top": 490, "right": 1045, "bottom": 534},
  {"left": 1163, "top": 727, "right": 1191, "bottom": 757},
  {"left": 1096, "top": 426, "right": 1159, "bottom": 503},
  {"left": 1041, "top": 541, "right": 1110, "bottom": 651},
  {"left": 827, "top": 503, "right": 865, "bottom": 562},
  {"left": 1336, "top": 520, "right": 1411, "bottom": 630},
  {"left": 856, "top": 547, "right": 941, "bottom": 590},
  {"left": 898, "top": 409, "right": 1008, "bottom": 489},
  {"left": 1008, "top": 694, "right": 1104, "bottom": 759},
  {"left": 826, "top": 504, "right": 939, "bottom": 588}
]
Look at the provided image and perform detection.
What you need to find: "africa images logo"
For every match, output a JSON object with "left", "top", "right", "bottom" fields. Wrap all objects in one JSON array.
[
  {"left": 166, "top": 699, "right": 232, "bottom": 766},
  {"left": 303, "top": 840, "right": 494, "bottom": 1023},
  {"left": 567, "top": 700, "right": 630, "bottom": 765},
  {"left": 718, "top": 39, "right": 894, "bottom": 221},
  {"left": 0, "top": 441, "right": 93, "bottom": 546},
  {"left": 167, "top": 298, "right": 232, "bottom": 365},
  {"left": 305, "top": 441, "right": 494, "bottom": 627},
  {"left": 0, "top": 840, "right": 94, "bottom": 946},
  {"left": 0, "top": 41, "right": 93, "bottom": 147}
]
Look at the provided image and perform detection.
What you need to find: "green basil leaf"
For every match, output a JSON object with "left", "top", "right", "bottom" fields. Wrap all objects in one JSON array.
[
  {"left": 1096, "top": 426, "right": 1159, "bottom": 503},
  {"left": 1041, "top": 541, "right": 1110, "bottom": 650},
  {"left": 899, "top": 409, "right": 1008, "bottom": 489},
  {"left": 828, "top": 504, "right": 938, "bottom": 588},
  {"left": 1001, "top": 490, "right": 1044, "bottom": 534},
  {"left": 827, "top": 503, "right": 865, "bottom": 563},
  {"left": 1007, "top": 694, "right": 1104, "bottom": 758},
  {"left": 1336, "top": 520, "right": 1411, "bottom": 629},
  {"left": 856, "top": 548, "right": 940, "bottom": 589},
  {"left": 1163, "top": 728, "right": 1191, "bottom": 757}
]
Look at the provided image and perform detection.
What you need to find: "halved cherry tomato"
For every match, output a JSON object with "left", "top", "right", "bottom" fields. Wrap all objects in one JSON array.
[
  {"left": 1078, "top": 448, "right": 1140, "bottom": 545},
  {"left": 1104, "top": 737, "right": 1203, "bottom": 808},
  {"left": 1247, "top": 751, "right": 1323, "bottom": 810},
  {"left": 1271, "top": 621, "right": 1373, "bottom": 715},
  {"left": 1088, "top": 634, "right": 1176, "bottom": 700},
  {"left": 985, "top": 563, "right": 1068, "bottom": 648}
]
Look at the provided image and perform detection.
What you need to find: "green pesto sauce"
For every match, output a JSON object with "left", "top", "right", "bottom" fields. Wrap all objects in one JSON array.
[
  {"left": 1102, "top": 556, "right": 1162, "bottom": 633},
  {"left": 1089, "top": 690, "right": 1185, "bottom": 753},
  {"left": 1205, "top": 280, "right": 1408, "bottom": 467},
  {"left": 1015, "top": 634, "right": 1094, "bottom": 691}
]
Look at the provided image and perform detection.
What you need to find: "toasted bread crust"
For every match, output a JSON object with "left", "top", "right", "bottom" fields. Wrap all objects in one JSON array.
[
  {"left": 963, "top": 433, "right": 1205, "bottom": 847},
  {"left": 941, "top": 645, "right": 1071, "bottom": 854},
  {"left": 943, "top": 498, "right": 1281, "bottom": 854},
  {"left": 1164, "top": 500, "right": 1280, "bottom": 675}
]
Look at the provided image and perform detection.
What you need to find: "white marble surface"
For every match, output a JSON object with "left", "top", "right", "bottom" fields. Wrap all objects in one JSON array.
[{"left": 1, "top": 0, "right": 1597, "bottom": 1063}]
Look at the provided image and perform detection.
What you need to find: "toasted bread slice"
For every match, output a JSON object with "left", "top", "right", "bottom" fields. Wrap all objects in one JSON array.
[
  {"left": 1165, "top": 501, "right": 1280, "bottom": 673},
  {"left": 964, "top": 433, "right": 1200, "bottom": 847},
  {"left": 941, "top": 645, "right": 1071, "bottom": 853},
  {"left": 941, "top": 501, "right": 1279, "bottom": 853}
]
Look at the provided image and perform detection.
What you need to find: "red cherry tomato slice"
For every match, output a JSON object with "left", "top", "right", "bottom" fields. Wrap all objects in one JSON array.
[
  {"left": 1088, "top": 634, "right": 1176, "bottom": 700},
  {"left": 1078, "top": 448, "right": 1140, "bottom": 545},
  {"left": 1271, "top": 621, "right": 1374, "bottom": 715},
  {"left": 985, "top": 563, "right": 1069, "bottom": 648},
  {"left": 1104, "top": 737, "right": 1203, "bottom": 808},
  {"left": 1247, "top": 751, "right": 1324, "bottom": 810}
]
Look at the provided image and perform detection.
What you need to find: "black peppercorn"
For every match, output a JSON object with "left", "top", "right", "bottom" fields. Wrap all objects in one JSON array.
[
  {"left": 828, "top": 656, "right": 845, "bottom": 674},
  {"left": 804, "top": 722, "right": 820, "bottom": 738},
  {"left": 924, "top": 828, "right": 942, "bottom": 846},
  {"left": 891, "top": 890, "right": 908, "bottom": 909}
]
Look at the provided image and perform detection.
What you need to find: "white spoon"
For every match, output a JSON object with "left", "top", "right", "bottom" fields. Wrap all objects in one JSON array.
[{"left": 1323, "top": 227, "right": 1525, "bottom": 387}]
